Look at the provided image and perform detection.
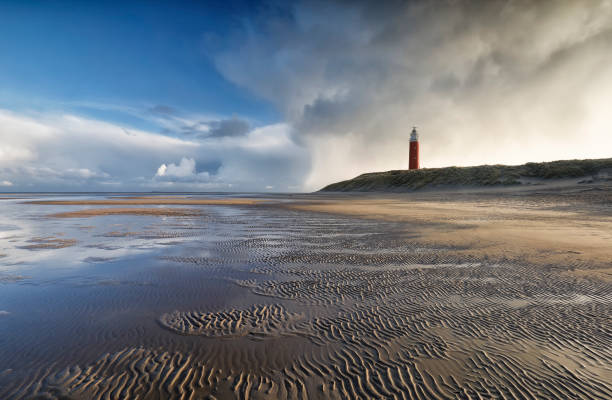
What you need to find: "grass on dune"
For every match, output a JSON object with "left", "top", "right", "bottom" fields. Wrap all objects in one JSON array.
[{"left": 320, "top": 158, "right": 612, "bottom": 192}]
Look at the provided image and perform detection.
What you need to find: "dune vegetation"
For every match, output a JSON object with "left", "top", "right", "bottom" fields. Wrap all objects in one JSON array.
[{"left": 320, "top": 158, "right": 612, "bottom": 192}]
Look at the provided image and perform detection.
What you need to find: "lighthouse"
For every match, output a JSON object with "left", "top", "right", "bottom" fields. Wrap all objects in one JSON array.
[{"left": 409, "top": 126, "right": 419, "bottom": 170}]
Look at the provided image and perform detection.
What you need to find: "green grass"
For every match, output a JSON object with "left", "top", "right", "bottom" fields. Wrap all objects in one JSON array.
[{"left": 320, "top": 158, "right": 612, "bottom": 192}]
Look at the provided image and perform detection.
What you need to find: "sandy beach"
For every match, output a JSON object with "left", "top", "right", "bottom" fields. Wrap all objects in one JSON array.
[
  {"left": 291, "top": 188, "right": 612, "bottom": 279},
  {"left": 3, "top": 0, "right": 611, "bottom": 397},
  {"left": 0, "top": 188, "right": 610, "bottom": 399}
]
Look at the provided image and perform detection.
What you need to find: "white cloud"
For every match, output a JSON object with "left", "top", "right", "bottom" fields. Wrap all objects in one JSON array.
[
  {"left": 0, "top": 109, "right": 309, "bottom": 191},
  {"left": 209, "top": 123, "right": 309, "bottom": 190},
  {"left": 65, "top": 168, "right": 109, "bottom": 179},
  {"left": 154, "top": 157, "right": 212, "bottom": 184},
  {"left": 0, "top": 145, "right": 35, "bottom": 163},
  {"left": 156, "top": 157, "right": 196, "bottom": 178},
  {"left": 156, "top": 164, "right": 167, "bottom": 176},
  {"left": 0, "top": 180, "right": 13, "bottom": 187}
]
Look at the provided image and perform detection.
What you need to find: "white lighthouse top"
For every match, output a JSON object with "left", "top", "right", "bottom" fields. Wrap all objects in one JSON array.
[{"left": 410, "top": 126, "right": 419, "bottom": 142}]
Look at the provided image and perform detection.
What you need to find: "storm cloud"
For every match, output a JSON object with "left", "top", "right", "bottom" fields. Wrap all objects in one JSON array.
[
  {"left": 215, "top": 0, "right": 612, "bottom": 189},
  {"left": 205, "top": 118, "right": 250, "bottom": 138},
  {"left": 155, "top": 114, "right": 251, "bottom": 140}
]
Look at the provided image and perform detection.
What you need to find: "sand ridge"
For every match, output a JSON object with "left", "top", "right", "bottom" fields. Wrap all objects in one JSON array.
[
  {"left": 159, "top": 304, "right": 305, "bottom": 339},
  {"left": 19, "top": 236, "right": 77, "bottom": 250}
]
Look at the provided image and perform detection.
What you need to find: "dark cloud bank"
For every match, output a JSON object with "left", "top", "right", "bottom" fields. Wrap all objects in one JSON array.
[{"left": 215, "top": 0, "right": 612, "bottom": 188}]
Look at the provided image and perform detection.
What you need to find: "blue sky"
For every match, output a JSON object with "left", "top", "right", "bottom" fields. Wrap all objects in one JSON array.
[
  {"left": 1, "top": 1, "right": 611, "bottom": 192},
  {"left": 0, "top": 1, "right": 277, "bottom": 129}
]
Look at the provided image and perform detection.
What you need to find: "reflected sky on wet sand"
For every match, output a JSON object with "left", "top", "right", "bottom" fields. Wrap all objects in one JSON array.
[{"left": 1, "top": 193, "right": 610, "bottom": 399}]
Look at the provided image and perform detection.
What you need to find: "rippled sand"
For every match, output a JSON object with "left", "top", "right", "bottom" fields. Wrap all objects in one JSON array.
[{"left": 0, "top": 189, "right": 611, "bottom": 399}]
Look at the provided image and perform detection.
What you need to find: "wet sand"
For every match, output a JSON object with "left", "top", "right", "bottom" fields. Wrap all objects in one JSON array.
[
  {"left": 48, "top": 207, "right": 203, "bottom": 218},
  {"left": 0, "top": 188, "right": 610, "bottom": 399},
  {"left": 291, "top": 188, "right": 612, "bottom": 279},
  {"left": 19, "top": 236, "right": 77, "bottom": 250},
  {"left": 26, "top": 197, "right": 260, "bottom": 206}
]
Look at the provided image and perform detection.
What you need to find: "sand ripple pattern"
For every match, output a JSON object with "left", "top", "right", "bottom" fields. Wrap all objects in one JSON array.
[
  {"left": 29, "top": 348, "right": 219, "bottom": 400},
  {"left": 151, "top": 210, "right": 612, "bottom": 398},
  {"left": 9, "top": 207, "right": 611, "bottom": 399},
  {"left": 159, "top": 304, "right": 304, "bottom": 339}
]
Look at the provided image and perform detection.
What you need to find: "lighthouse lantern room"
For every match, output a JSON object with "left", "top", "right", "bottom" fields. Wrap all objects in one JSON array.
[{"left": 409, "top": 127, "right": 419, "bottom": 170}]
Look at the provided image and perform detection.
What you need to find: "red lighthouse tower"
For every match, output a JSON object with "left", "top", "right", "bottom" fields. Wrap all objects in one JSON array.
[{"left": 409, "top": 126, "right": 419, "bottom": 170}]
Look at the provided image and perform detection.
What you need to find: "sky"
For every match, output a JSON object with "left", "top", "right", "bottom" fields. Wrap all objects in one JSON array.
[{"left": 1, "top": 0, "right": 611, "bottom": 192}]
